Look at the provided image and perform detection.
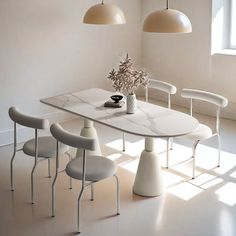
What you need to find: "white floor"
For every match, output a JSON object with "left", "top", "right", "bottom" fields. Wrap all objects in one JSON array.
[{"left": 1, "top": 108, "right": 236, "bottom": 236}]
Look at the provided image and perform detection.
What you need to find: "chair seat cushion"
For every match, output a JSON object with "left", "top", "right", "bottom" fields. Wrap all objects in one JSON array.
[
  {"left": 66, "top": 156, "right": 117, "bottom": 181},
  {"left": 181, "top": 124, "right": 213, "bottom": 141},
  {"left": 23, "top": 136, "right": 68, "bottom": 158}
]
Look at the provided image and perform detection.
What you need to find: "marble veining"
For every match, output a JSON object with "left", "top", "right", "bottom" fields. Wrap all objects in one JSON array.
[{"left": 41, "top": 88, "right": 199, "bottom": 138}]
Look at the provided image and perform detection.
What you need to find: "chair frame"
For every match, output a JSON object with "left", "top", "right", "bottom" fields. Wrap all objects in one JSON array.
[
  {"left": 181, "top": 89, "right": 228, "bottom": 179},
  {"left": 10, "top": 120, "right": 50, "bottom": 205},
  {"left": 122, "top": 79, "right": 177, "bottom": 167},
  {"left": 146, "top": 79, "right": 177, "bottom": 168},
  {"left": 51, "top": 124, "right": 120, "bottom": 234},
  {"left": 9, "top": 107, "right": 70, "bottom": 204}
]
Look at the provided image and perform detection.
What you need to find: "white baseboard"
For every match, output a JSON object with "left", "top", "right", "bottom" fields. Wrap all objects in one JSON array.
[{"left": 0, "top": 111, "right": 77, "bottom": 147}]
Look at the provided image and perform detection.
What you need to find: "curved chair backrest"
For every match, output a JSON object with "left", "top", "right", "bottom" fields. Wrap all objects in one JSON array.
[
  {"left": 181, "top": 89, "right": 228, "bottom": 108},
  {"left": 9, "top": 107, "right": 49, "bottom": 130},
  {"left": 181, "top": 89, "right": 228, "bottom": 133},
  {"left": 146, "top": 79, "right": 177, "bottom": 108},
  {"left": 50, "top": 123, "right": 96, "bottom": 151},
  {"left": 148, "top": 79, "right": 177, "bottom": 94}
]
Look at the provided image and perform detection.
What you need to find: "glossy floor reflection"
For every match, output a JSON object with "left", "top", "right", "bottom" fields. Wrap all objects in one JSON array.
[{"left": 1, "top": 111, "right": 236, "bottom": 236}]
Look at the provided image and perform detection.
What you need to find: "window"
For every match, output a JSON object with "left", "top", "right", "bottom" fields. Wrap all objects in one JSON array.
[
  {"left": 230, "top": 0, "right": 236, "bottom": 48},
  {"left": 212, "top": 0, "right": 236, "bottom": 53}
]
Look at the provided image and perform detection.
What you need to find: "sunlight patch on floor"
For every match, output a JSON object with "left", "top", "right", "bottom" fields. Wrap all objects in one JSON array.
[
  {"left": 194, "top": 145, "right": 236, "bottom": 175},
  {"left": 201, "top": 178, "right": 223, "bottom": 189},
  {"left": 214, "top": 152, "right": 236, "bottom": 174},
  {"left": 230, "top": 171, "right": 236, "bottom": 179},
  {"left": 105, "top": 137, "right": 236, "bottom": 202},
  {"left": 107, "top": 153, "right": 123, "bottom": 161},
  {"left": 162, "top": 171, "right": 184, "bottom": 188},
  {"left": 189, "top": 173, "right": 223, "bottom": 189},
  {"left": 193, "top": 145, "right": 219, "bottom": 169},
  {"left": 105, "top": 139, "right": 144, "bottom": 157},
  {"left": 171, "top": 161, "right": 201, "bottom": 179},
  {"left": 167, "top": 182, "right": 203, "bottom": 200},
  {"left": 189, "top": 173, "right": 220, "bottom": 186},
  {"left": 119, "top": 159, "right": 139, "bottom": 174},
  {"left": 215, "top": 182, "right": 236, "bottom": 206},
  {"left": 158, "top": 141, "right": 192, "bottom": 168}
]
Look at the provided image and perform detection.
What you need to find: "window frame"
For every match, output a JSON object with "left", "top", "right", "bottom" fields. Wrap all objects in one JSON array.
[{"left": 229, "top": 0, "right": 236, "bottom": 49}]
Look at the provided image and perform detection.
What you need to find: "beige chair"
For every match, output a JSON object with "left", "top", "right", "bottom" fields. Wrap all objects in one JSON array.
[
  {"left": 9, "top": 107, "right": 68, "bottom": 204},
  {"left": 50, "top": 123, "right": 120, "bottom": 234},
  {"left": 179, "top": 89, "right": 228, "bottom": 179}
]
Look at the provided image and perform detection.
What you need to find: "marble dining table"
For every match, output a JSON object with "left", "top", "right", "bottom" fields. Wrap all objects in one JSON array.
[{"left": 41, "top": 88, "right": 199, "bottom": 197}]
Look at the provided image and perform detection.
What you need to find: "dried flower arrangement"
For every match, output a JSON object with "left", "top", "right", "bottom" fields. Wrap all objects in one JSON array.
[{"left": 107, "top": 54, "right": 149, "bottom": 95}]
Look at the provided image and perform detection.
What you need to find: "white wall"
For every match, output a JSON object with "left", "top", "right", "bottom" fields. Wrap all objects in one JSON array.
[
  {"left": 2, "top": 0, "right": 236, "bottom": 145},
  {"left": 142, "top": 0, "right": 236, "bottom": 119},
  {"left": 0, "top": 0, "right": 142, "bottom": 145}
]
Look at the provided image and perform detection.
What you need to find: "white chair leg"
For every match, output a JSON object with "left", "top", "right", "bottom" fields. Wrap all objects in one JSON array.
[
  {"left": 51, "top": 170, "right": 58, "bottom": 217},
  {"left": 31, "top": 160, "right": 37, "bottom": 204},
  {"left": 77, "top": 186, "right": 85, "bottom": 234},
  {"left": 31, "top": 130, "right": 38, "bottom": 204},
  {"left": 170, "top": 137, "right": 174, "bottom": 150},
  {"left": 47, "top": 158, "right": 51, "bottom": 178},
  {"left": 52, "top": 142, "right": 59, "bottom": 217},
  {"left": 67, "top": 153, "right": 73, "bottom": 189},
  {"left": 10, "top": 123, "right": 17, "bottom": 191},
  {"left": 192, "top": 141, "right": 200, "bottom": 179},
  {"left": 90, "top": 183, "right": 94, "bottom": 201},
  {"left": 166, "top": 138, "right": 170, "bottom": 169},
  {"left": 10, "top": 151, "right": 16, "bottom": 191},
  {"left": 69, "top": 177, "right": 73, "bottom": 190},
  {"left": 114, "top": 175, "right": 120, "bottom": 215},
  {"left": 122, "top": 133, "right": 125, "bottom": 152},
  {"left": 192, "top": 155, "right": 195, "bottom": 179},
  {"left": 217, "top": 134, "right": 221, "bottom": 167}
]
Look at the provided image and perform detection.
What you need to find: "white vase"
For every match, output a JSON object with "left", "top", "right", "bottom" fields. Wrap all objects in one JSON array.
[{"left": 126, "top": 94, "right": 137, "bottom": 114}]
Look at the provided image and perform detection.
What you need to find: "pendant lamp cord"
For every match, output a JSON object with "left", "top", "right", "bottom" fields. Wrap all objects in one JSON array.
[
  {"left": 102, "top": 0, "right": 104, "bottom": 4},
  {"left": 166, "top": 0, "right": 169, "bottom": 9}
]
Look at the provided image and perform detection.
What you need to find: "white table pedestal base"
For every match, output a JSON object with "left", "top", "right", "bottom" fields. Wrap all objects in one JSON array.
[
  {"left": 76, "top": 119, "right": 102, "bottom": 157},
  {"left": 133, "top": 137, "right": 163, "bottom": 197}
]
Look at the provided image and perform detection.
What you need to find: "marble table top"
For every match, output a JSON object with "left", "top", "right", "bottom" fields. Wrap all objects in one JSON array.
[{"left": 41, "top": 88, "right": 199, "bottom": 138}]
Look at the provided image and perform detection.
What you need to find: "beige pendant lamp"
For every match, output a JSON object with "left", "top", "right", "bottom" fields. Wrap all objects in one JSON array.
[
  {"left": 143, "top": 0, "right": 192, "bottom": 33},
  {"left": 83, "top": 0, "right": 126, "bottom": 25}
]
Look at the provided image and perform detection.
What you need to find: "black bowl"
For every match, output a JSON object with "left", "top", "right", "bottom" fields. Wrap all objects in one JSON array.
[{"left": 111, "top": 95, "right": 123, "bottom": 103}]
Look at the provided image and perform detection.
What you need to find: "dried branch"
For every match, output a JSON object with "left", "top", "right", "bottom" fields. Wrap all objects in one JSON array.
[{"left": 107, "top": 54, "right": 149, "bottom": 95}]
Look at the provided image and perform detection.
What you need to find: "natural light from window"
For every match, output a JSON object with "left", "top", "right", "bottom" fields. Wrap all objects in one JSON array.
[
  {"left": 215, "top": 182, "right": 236, "bottom": 206},
  {"left": 106, "top": 136, "right": 236, "bottom": 202},
  {"left": 212, "top": 0, "right": 236, "bottom": 53},
  {"left": 230, "top": 0, "right": 236, "bottom": 48},
  {"left": 212, "top": 3, "right": 224, "bottom": 53}
]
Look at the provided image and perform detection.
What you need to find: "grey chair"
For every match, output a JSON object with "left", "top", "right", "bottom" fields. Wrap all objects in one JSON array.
[
  {"left": 9, "top": 107, "right": 68, "bottom": 204},
  {"left": 179, "top": 89, "right": 228, "bottom": 179},
  {"left": 50, "top": 123, "right": 120, "bottom": 234}
]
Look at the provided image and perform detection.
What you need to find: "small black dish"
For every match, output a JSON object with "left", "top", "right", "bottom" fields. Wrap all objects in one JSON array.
[{"left": 111, "top": 95, "right": 123, "bottom": 103}]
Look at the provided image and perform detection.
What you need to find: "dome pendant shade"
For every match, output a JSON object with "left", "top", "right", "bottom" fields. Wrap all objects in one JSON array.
[
  {"left": 143, "top": 8, "right": 192, "bottom": 33},
  {"left": 83, "top": 3, "right": 126, "bottom": 25}
]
